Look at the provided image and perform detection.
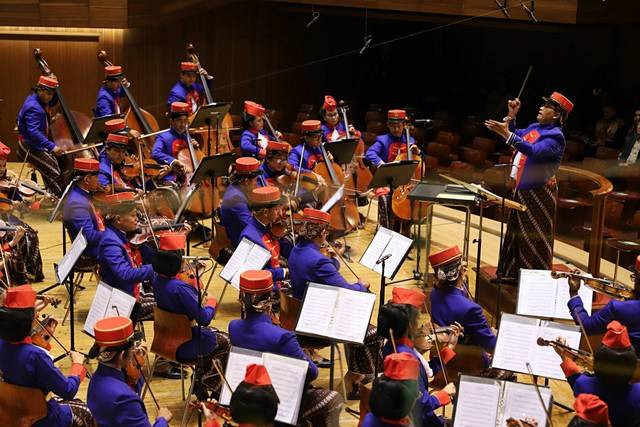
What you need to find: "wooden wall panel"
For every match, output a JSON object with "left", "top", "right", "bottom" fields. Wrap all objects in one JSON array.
[{"left": 0, "top": 0, "right": 127, "bottom": 28}]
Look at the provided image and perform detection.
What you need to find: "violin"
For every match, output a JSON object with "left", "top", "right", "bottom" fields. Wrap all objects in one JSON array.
[
  {"left": 414, "top": 326, "right": 456, "bottom": 353},
  {"left": 178, "top": 259, "right": 206, "bottom": 291},
  {"left": 189, "top": 399, "right": 234, "bottom": 425},
  {"left": 125, "top": 340, "right": 149, "bottom": 389},
  {"left": 536, "top": 337, "right": 594, "bottom": 372},
  {"left": 31, "top": 314, "right": 59, "bottom": 352},
  {"left": 320, "top": 240, "right": 345, "bottom": 258},
  {"left": 550, "top": 270, "right": 636, "bottom": 301},
  {"left": 128, "top": 220, "right": 189, "bottom": 246},
  {"left": 120, "top": 155, "right": 165, "bottom": 180}
]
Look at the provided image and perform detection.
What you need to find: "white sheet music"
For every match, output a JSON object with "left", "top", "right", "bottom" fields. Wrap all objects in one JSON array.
[
  {"left": 296, "top": 283, "right": 376, "bottom": 344},
  {"left": 56, "top": 231, "right": 87, "bottom": 285},
  {"left": 320, "top": 185, "right": 344, "bottom": 213},
  {"left": 517, "top": 269, "right": 593, "bottom": 320},
  {"left": 83, "top": 282, "right": 136, "bottom": 336},
  {"left": 219, "top": 347, "right": 308, "bottom": 425},
  {"left": 359, "top": 227, "right": 412, "bottom": 279},
  {"left": 453, "top": 377, "right": 500, "bottom": 427},
  {"left": 492, "top": 314, "right": 581, "bottom": 380},
  {"left": 500, "top": 382, "right": 551, "bottom": 426},
  {"left": 219, "top": 238, "right": 272, "bottom": 290}
]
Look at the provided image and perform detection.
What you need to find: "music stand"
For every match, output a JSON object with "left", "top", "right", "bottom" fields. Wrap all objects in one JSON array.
[
  {"left": 84, "top": 113, "right": 124, "bottom": 145},
  {"left": 190, "top": 102, "right": 231, "bottom": 155},
  {"left": 368, "top": 160, "right": 419, "bottom": 227},
  {"left": 324, "top": 138, "right": 359, "bottom": 165}
]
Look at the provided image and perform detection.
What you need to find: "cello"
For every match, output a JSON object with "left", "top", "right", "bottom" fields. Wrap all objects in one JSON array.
[
  {"left": 185, "top": 43, "right": 234, "bottom": 156},
  {"left": 338, "top": 101, "right": 373, "bottom": 195},
  {"left": 32, "top": 49, "right": 95, "bottom": 185}
]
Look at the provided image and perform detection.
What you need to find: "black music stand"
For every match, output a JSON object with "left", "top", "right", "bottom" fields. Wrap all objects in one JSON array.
[
  {"left": 324, "top": 138, "right": 359, "bottom": 165},
  {"left": 191, "top": 102, "right": 231, "bottom": 156},
  {"left": 368, "top": 160, "right": 419, "bottom": 227},
  {"left": 84, "top": 113, "right": 124, "bottom": 145},
  {"left": 187, "top": 152, "right": 236, "bottom": 249}
]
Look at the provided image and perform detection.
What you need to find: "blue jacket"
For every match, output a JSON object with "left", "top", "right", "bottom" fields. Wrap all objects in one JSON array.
[
  {"left": 98, "top": 225, "right": 155, "bottom": 296},
  {"left": 240, "top": 129, "right": 270, "bottom": 158},
  {"left": 220, "top": 184, "right": 252, "bottom": 247},
  {"left": 365, "top": 133, "right": 415, "bottom": 166},
  {"left": 62, "top": 185, "right": 104, "bottom": 259},
  {"left": 288, "top": 142, "right": 324, "bottom": 173},
  {"left": 229, "top": 311, "right": 318, "bottom": 381},
  {"left": 257, "top": 162, "right": 277, "bottom": 188},
  {"left": 167, "top": 80, "right": 212, "bottom": 109},
  {"left": 382, "top": 343, "right": 446, "bottom": 427},
  {"left": 153, "top": 275, "right": 217, "bottom": 361},
  {"left": 321, "top": 122, "right": 347, "bottom": 142},
  {"left": 430, "top": 286, "right": 496, "bottom": 353},
  {"left": 98, "top": 149, "right": 140, "bottom": 190},
  {"left": 288, "top": 239, "right": 366, "bottom": 300},
  {"left": 151, "top": 128, "right": 190, "bottom": 168},
  {"left": 505, "top": 121, "right": 565, "bottom": 190},
  {"left": 88, "top": 363, "right": 168, "bottom": 427},
  {"left": 0, "top": 339, "right": 83, "bottom": 427},
  {"left": 568, "top": 296, "right": 640, "bottom": 354},
  {"left": 17, "top": 93, "right": 56, "bottom": 152},
  {"left": 238, "top": 217, "right": 287, "bottom": 282},
  {"left": 94, "top": 85, "right": 125, "bottom": 118}
]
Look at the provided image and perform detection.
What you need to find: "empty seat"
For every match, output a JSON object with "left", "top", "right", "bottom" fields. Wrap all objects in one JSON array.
[
  {"left": 366, "top": 121, "right": 387, "bottom": 135},
  {"left": 471, "top": 137, "right": 496, "bottom": 154},
  {"left": 364, "top": 110, "right": 385, "bottom": 123},
  {"left": 435, "top": 131, "right": 461, "bottom": 147}
]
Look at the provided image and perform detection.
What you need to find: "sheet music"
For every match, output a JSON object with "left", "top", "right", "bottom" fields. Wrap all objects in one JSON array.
[
  {"left": 295, "top": 284, "right": 338, "bottom": 337},
  {"left": 263, "top": 353, "right": 309, "bottom": 424},
  {"left": 230, "top": 243, "right": 272, "bottom": 288},
  {"left": 359, "top": 227, "right": 412, "bottom": 278},
  {"left": 500, "top": 382, "right": 551, "bottom": 426},
  {"left": 219, "top": 347, "right": 263, "bottom": 405},
  {"left": 57, "top": 231, "right": 88, "bottom": 284},
  {"left": 453, "top": 376, "right": 501, "bottom": 427},
  {"left": 436, "top": 192, "right": 476, "bottom": 201},
  {"left": 329, "top": 288, "right": 376, "bottom": 343},
  {"left": 107, "top": 287, "right": 136, "bottom": 318},
  {"left": 532, "top": 321, "right": 581, "bottom": 380},
  {"left": 555, "top": 276, "right": 593, "bottom": 319},
  {"left": 492, "top": 314, "right": 538, "bottom": 373},
  {"left": 83, "top": 282, "right": 113, "bottom": 336},
  {"left": 320, "top": 185, "right": 344, "bottom": 213},
  {"left": 219, "top": 238, "right": 252, "bottom": 284}
]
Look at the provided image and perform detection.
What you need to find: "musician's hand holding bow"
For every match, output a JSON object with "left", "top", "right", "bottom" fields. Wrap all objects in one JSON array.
[
  {"left": 444, "top": 322, "right": 464, "bottom": 349},
  {"left": 442, "top": 382, "right": 456, "bottom": 398},
  {"left": 11, "top": 226, "right": 26, "bottom": 246},
  {"left": 171, "top": 160, "right": 186, "bottom": 173},
  {"left": 551, "top": 336, "right": 568, "bottom": 358},
  {"left": 52, "top": 146, "right": 64, "bottom": 156}
]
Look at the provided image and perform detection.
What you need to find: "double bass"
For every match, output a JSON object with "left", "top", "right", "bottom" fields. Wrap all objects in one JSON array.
[
  {"left": 32, "top": 49, "right": 95, "bottom": 184},
  {"left": 337, "top": 101, "right": 373, "bottom": 193}
]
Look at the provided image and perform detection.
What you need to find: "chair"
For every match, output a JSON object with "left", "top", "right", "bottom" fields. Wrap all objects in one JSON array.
[
  {"left": 435, "top": 131, "right": 461, "bottom": 147},
  {"left": 366, "top": 121, "right": 387, "bottom": 135},
  {"left": 470, "top": 137, "right": 496, "bottom": 154},
  {"left": 364, "top": 110, "right": 385, "bottom": 123},
  {"left": 0, "top": 382, "right": 47, "bottom": 427}
]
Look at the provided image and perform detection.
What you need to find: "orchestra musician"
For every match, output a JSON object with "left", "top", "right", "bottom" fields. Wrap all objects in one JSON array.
[
  {"left": 238, "top": 187, "right": 290, "bottom": 287},
  {"left": 554, "top": 320, "right": 640, "bottom": 425},
  {"left": 221, "top": 364, "right": 279, "bottom": 427},
  {"left": 361, "top": 353, "right": 421, "bottom": 427},
  {"left": 0, "top": 285, "right": 93, "bottom": 427},
  {"left": 569, "top": 394, "right": 610, "bottom": 427},
  {"left": 99, "top": 133, "right": 140, "bottom": 192},
  {"left": 16, "top": 75, "right": 64, "bottom": 197},
  {"left": 151, "top": 232, "right": 231, "bottom": 396},
  {"left": 229, "top": 270, "right": 344, "bottom": 426},
  {"left": 378, "top": 292, "right": 458, "bottom": 427},
  {"left": 151, "top": 101, "right": 198, "bottom": 184},
  {"left": 319, "top": 95, "right": 359, "bottom": 142},
  {"left": 566, "top": 255, "right": 640, "bottom": 357},
  {"left": 288, "top": 208, "right": 382, "bottom": 398},
  {"left": 87, "top": 316, "right": 173, "bottom": 426},
  {"left": 167, "top": 61, "right": 213, "bottom": 112},
  {"left": 220, "top": 157, "right": 262, "bottom": 247},
  {"left": 364, "top": 109, "right": 420, "bottom": 231},
  {"left": 485, "top": 92, "right": 573, "bottom": 277},
  {"left": 62, "top": 158, "right": 104, "bottom": 262},
  {"left": 288, "top": 120, "right": 327, "bottom": 186},
  {"left": 240, "top": 101, "right": 278, "bottom": 159},
  {"left": 257, "top": 140, "right": 291, "bottom": 187},
  {"left": 94, "top": 65, "right": 127, "bottom": 118}
]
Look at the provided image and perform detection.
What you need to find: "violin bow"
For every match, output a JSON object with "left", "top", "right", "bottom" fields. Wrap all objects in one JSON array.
[
  {"left": 0, "top": 231, "right": 12, "bottom": 287},
  {"left": 388, "top": 328, "right": 398, "bottom": 353},
  {"left": 212, "top": 359, "right": 233, "bottom": 394},
  {"left": 293, "top": 144, "right": 306, "bottom": 198},
  {"left": 138, "top": 198, "right": 159, "bottom": 249},
  {"left": 33, "top": 316, "right": 92, "bottom": 378},
  {"left": 133, "top": 356, "right": 160, "bottom": 409},
  {"left": 423, "top": 302, "right": 449, "bottom": 385},
  {"left": 572, "top": 307, "right": 595, "bottom": 357},
  {"left": 524, "top": 362, "right": 554, "bottom": 427}
]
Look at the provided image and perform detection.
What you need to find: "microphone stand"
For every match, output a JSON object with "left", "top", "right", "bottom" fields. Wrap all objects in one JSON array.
[{"left": 373, "top": 253, "right": 391, "bottom": 377}]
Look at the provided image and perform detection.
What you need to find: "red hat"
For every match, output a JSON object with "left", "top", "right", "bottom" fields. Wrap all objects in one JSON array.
[
  {"left": 635, "top": 255, "right": 640, "bottom": 273},
  {"left": 602, "top": 320, "right": 632, "bottom": 350},
  {"left": 103, "top": 191, "right": 137, "bottom": 204},
  {"left": 244, "top": 363, "right": 272, "bottom": 386},
  {"left": 74, "top": 158, "right": 99, "bottom": 173},
  {"left": 239, "top": 270, "right": 273, "bottom": 294},
  {"left": 0, "top": 141, "right": 11, "bottom": 160},
  {"left": 235, "top": 157, "right": 261, "bottom": 174},
  {"left": 170, "top": 101, "right": 191, "bottom": 115},
  {"left": 105, "top": 119, "right": 126, "bottom": 134},
  {"left": 37, "top": 75, "right": 59, "bottom": 89},
  {"left": 392, "top": 287, "right": 426, "bottom": 309},
  {"left": 574, "top": 394, "right": 610, "bottom": 426},
  {"left": 180, "top": 62, "right": 198, "bottom": 72},
  {"left": 543, "top": 92, "right": 574, "bottom": 116},
  {"left": 301, "top": 120, "right": 322, "bottom": 134},
  {"left": 323, "top": 95, "right": 337, "bottom": 112},
  {"left": 383, "top": 352, "right": 420, "bottom": 381},
  {"left": 388, "top": 109, "right": 407, "bottom": 121},
  {"left": 4, "top": 285, "right": 36, "bottom": 309},
  {"left": 266, "top": 140, "right": 290, "bottom": 153},
  {"left": 159, "top": 232, "right": 186, "bottom": 251},
  {"left": 93, "top": 316, "right": 134, "bottom": 347},
  {"left": 250, "top": 186, "right": 284, "bottom": 207},
  {"left": 244, "top": 101, "right": 265, "bottom": 118},
  {"left": 104, "top": 65, "right": 123, "bottom": 78},
  {"left": 106, "top": 133, "right": 129, "bottom": 147},
  {"left": 303, "top": 208, "right": 331, "bottom": 224},
  {"left": 428, "top": 246, "right": 462, "bottom": 269}
]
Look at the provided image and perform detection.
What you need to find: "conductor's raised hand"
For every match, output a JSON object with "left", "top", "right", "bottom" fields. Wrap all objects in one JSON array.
[
  {"left": 508, "top": 98, "right": 521, "bottom": 117},
  {"left": 484, "top": 119, "right": 511, "bottom": 139}
]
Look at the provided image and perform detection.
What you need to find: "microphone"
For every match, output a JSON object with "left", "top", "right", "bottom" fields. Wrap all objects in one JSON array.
[
  {"left": 414, "top": 119, "right": 433, "bottom": 124},
  {"left": 305, "top": 11, "right": 320, "bottom": 28},
  {"left": 359, "top": 35, "right": 372, "bottom": 55},
  {"left": 376, "top": 253, "right": 392, "bottom": 264}
]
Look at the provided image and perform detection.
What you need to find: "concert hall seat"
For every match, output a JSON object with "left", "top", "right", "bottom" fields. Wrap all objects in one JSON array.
[
  {"left": 361, "top": 131, "right": 377, "bottom": 147},
  {"left": 434, "top": 131, "right": 461, "bottom": 148},
  {"left": 581, "top": 157, "right": 608, "bottom": 176},
  {"left": 230, "top": 113, "right": 242, "bottom": 127},
  {"left": 410, "top": 126, "right": 424, "bottom": 143},
  {"left": 269, "top": 109, "right": 285, "bottom": 128},
  {"left": 298, "top": 103, "right": 315, "bottom": 114},
  {"left": 432, "top": 111, "right": 455, "bottom": 131},
  {"left": 595, "top": 146, "right": 620, "bottom": 160},
  {"left": 364, "top": 110, "right": 385, "bottom": 123},
  {"left": 461, "top": 116, "right": 486, "bottom": 142},
  {"left": 497, "top": 154, "right": 512, "bottom": 165},
  {"left": 296, "top": 112, "right": 313, "bottom": 122},
  {"left": 426, "top": 142, "right": 457, "bottom": 166},
  {"left": 449, "top": 160, "right": 477, "bottom": 182},
  {"left": 366, "top": 121, "right": 387, "bottom": 135},
  {"left": 563, "top": 140, "right": 586, "bottom": 162},
  {"left": 461, "top": 147, "right": 491, "bottom": 169},
  {"left": 470, "top": 137, "right": 496, "bottom": 154},
  {"left": 281, "top": 132, "right": 301, "bottom": 147}
]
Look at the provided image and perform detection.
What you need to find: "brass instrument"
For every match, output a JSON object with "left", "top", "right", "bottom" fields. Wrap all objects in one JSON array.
[{"left": 550, "top": 270, "right": 636, "bottom": 301}]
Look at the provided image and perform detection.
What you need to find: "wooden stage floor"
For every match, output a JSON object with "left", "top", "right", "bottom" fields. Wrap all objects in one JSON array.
[{"left": 19, "top": 162, "right": 629, "bottom": 426}]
